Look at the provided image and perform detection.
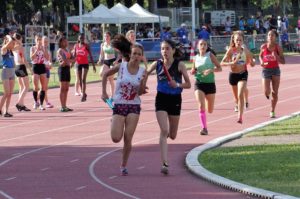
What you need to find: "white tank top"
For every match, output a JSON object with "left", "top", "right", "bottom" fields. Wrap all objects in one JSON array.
[
  {"left": 12, "top": 49, "right": 24, "bottom": 65},
  {"left": 31, "top": 46, "right": 45, "bottom": 64},
  {"left": 113, "top": 62, "right": 145, "bottom": 105}
]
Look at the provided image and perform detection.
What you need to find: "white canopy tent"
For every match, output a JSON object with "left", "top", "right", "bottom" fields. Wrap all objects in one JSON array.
[
  {"left": 129, "top": 3, "right": 169, "bottom": 23},
  {"left": 67, "top": 4, "right": 118, "bottom": 24}
]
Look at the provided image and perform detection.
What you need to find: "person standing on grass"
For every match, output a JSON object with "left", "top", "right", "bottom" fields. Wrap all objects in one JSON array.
[
  {"left": 147, "top": 39, "right": 191, "bottom": 175},
  {"left": 57, "top": 37, "right": 74, "bottom": 112},
  {"left": 190, "top": 39, "right": 222, "bottom": 135},
  {"left": 0, "top": 35, "right": 15, "bottom": 117},
  {"left": 98, "top": 32, "right": 116, "bottom": 101},
  {"left": 42, "top": 36, "right": 54, "bottom": 109},
  {"left": 30, "top": 33, "right": 49, "bottom": 110},
  {"left": 101, "top": 35, "right": 148, "bottom": 176},
  {"left": 221, "top": 31, "right": 255, "bottom": 124},
  {"left": 12, "top": 33, "right": 32, "bottom": 112},
  {"left": 259, "top": 29, "right": 285, "bottom": 118},
  {"left": 73, "top": 33, "right": 96, "bottom": 102}
]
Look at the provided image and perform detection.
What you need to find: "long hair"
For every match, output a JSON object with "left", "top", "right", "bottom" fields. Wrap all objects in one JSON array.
[
  {"left": 111, "top": 34, "right": 132, "bottom": 62},
  {"left": 58, "top": 37, "right": 66, "bottom": 48},
  {"left": 162, "top": 39, "right": 184, "bottom": 59},
  {"left": 229, "top": 31, "right": 244, "bottom": 48}
]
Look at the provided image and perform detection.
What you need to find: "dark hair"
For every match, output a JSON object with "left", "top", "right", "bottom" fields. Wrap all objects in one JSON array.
[
  {"left": 268, "top": 29, "right": 278, "bottom": 38},
  {"left": 58, "top": 37, "right": 66, "bottom": 48},
  {"left": 161, "top": 39, "right": 184, "bottom": 59},
  {"left": 111, "top": 34, "right": 132, "bottom": 62},
  {"left": 132, "top": 44, "right": 144, "bottom": 56},
  {"left": 14, "top": 33, "right": 22, "bottom": 41},
  {"left": 104, "top": 31, "right": 111, "bottom": 37},
  {"left": 77, "top": 33, "right": 85, "bottom": 43}
]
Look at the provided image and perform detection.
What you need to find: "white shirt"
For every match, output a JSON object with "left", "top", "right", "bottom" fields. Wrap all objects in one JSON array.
[{"left": 113, "top": 62, "right": 145, "bottom": 105}]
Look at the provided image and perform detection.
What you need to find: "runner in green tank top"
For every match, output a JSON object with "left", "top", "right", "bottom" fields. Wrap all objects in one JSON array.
[{"left": 191, "top": 39, "right": 222, "bottom": 135}]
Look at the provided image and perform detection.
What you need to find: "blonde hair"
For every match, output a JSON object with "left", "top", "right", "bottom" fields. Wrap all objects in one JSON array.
[
  {"left": 229, "top": 31, "right": 244, "bottom": 48},
  {"left": 126, "top": 30, "right": 135, "bottom": 41}
]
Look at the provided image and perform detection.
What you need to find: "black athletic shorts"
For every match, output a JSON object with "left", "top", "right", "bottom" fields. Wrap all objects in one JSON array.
[
  {"left": 75, "top": 64, "right": 89, "bottom": 71},
  {"left": 229, "top": 71, "right": 248, "bottom": 86},
  {"left": 32, "top": 64, "right": 46, "bottom": 75},
  {"left": 155, "top": 92, "right": 182, "bottom": 116},
  {"left": 194, "top": 82, "right": 216, "bottom": 95},
  {"left": 104, "top": 58, "right": 116, "bottom": 68},
  {"left": 15, "top": 64, "right": 28, "bottom": 77},
  {"left": 58, "top": 66, "right": 71, "bottom": 82}
]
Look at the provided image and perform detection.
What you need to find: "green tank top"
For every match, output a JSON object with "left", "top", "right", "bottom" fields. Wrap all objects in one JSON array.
[
  {"left": 194, "top": 52, "right": 215, "bottom": 83},
  {"left": 103, "top": 43, "right": 115, "bottom": 55}
]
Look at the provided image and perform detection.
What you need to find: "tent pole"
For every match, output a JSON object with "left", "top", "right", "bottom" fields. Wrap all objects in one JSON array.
[
  {"left": 152, "top": 22, "right": 154, "bottom": 41},
  {"left": 79, "top": 0, "right": 83, "bottom": 33}
]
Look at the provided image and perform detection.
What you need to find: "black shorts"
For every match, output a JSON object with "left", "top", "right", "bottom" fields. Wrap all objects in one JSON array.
[
  {"left": 50, "top": 43, "right": 55, "bottom": 51},
  {"left": 33, "top": 64, "right": 46, "bottom": 75},
  {"left": 194, "top": 82, "right": 216, "bottom": 95},
  {"left": 75, "top": 64, "right": 89, "bottom": 71},
  {"left": 15, "top": 64, "right": 28, "bottom": 77},
  {"left": 155, "top": 92, "right": 182, "bottom": 116},
  {"left": 58, "top": 66, "right": 71, "bottom": 82},
  {"left": 229, "top": 71, "right": 248, "bottom": 86},
  {"left": 104, "top": 58, "right": 116, "bottom": 68}
]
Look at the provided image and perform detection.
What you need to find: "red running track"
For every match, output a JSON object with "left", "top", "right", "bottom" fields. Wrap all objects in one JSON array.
[{"left": 0, "top": 56, "right": 300, "bottom": 199}]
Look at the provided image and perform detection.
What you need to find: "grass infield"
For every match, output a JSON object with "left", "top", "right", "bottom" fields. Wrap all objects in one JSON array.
[{"left": 199, "top": 115, "right": 300, "bottom": 197}]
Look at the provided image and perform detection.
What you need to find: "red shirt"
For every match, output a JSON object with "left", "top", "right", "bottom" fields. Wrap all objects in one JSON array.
[
  {"left": 75, "top": 44, "right": 89, "bottom": 64},
  {"left": 261, "top": 44, "right": 279, "bottom": 69}
]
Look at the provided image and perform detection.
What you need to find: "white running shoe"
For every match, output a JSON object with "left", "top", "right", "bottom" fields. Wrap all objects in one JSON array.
[
  {"left": 33, "top": 102, "right": 39, "bottom": 109},
  {"left": 39, "top": 105, "right": 45, "bottom": 110}
]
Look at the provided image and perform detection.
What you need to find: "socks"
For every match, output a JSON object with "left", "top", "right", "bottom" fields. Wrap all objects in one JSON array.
[
  {"left": 199, "top": 110, "right": 207, "bottom": 129},
  {"left": 33, "top": 91, "right": 38, "bottom": 102},
  {"left": 40, "top": 90, "right": 45, "bottom": 105}
]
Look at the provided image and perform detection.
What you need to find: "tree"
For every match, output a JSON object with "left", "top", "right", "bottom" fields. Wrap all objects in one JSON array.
[
  {"left": 291, "top": 0, "right": 299, "bottom": 17},
  {"left": 137, "top": 0, "right": 144, "bottom": 7},
  {"left": 91, "top": 0, "right": 99, "bottom": 8},
  {"left": 124, "top": 0, "right": 133, "bottom": 7},
  {"left": 106, "top": 0, "right": 114, "bottom": 8},
  {"left": 0, "top": 0, "right": 8, "bottom": 23}
]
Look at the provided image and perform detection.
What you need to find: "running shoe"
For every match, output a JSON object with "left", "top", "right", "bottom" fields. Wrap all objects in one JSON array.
[
  {"left": 120, "top": 167, "right": 128, "bottom": 176},
  {"left": 200, "top": 128, "right": 208, "bottom": 135},
  {"left": 270, "top": 111, "right": 276, "bottom": 118},
  {"left": 60, "top": 107, "right": 68, "bottom": 112},
  {"left": 237, "top": 118, "right": 243, "bottom": 124},
  {"left": 161, "top": 163, "right": 169, "bottom": 175},
  {"left": 266, "top": 95, "right": 270, "bottom": 100},
  {"left": 46, "top": 102, "right": 54, "bottom": 108},
  {"left": 65, "top": 107, "right": 73, "bottom": 112},
  {"left": 22, "top": 106, "right": 31, "bottom": 112},
  {"left": 39, "top": 105, "right": 45, "bottom": 110},
  {"left": 16, "top": 104, "right": 23, "bottom": 111},
  {"left": 234, "top": 105, "right": 238, "bottom": 112},
  {"left": 75, "top": 92, "right": 81, "bottom": 96},
  {"left": 33, "top": 102, "right": 40, "bottom": 109},
  {"left": 3, "top": 112, "right": 13, "bottom": 117},
  {"left": 81, "top": 93, "right": 87, "bottom": 102}
]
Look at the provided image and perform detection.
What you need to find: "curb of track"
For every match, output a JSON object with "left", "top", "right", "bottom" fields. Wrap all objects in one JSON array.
[{"left": 186, "top": 111, "right": 300, "bottom": 199}]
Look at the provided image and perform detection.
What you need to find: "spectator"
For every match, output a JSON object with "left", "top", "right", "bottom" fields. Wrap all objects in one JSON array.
[
  {"left": 263, "top": 17, "right": 270, "bottom": 33},
  {"left": 277, "top": 16, "right": 282, "bottom": 33},
  {"left": 247, "top": 15, "right": 255, "bottom": 33},
  {"left": 239, "top": 17, "right": 245, "bottom": 31},
  {"left": 197, "top": 26, "right": 210, "bottom": 41},
  {"left": 269, "top": 15, "right": 277, "bottom": 30},
  {"left": 281, "top": 30, "right": 294, "bottom": 51},
  {"left": 162, "top": 27, "right": 172, "bottom": 40},
  {"left": 224, "top": 16, "right": 232, "bottom": 35},
  {"left": 298, "top": 16, "right": 300, "bottom": 31},
  {"left": 176, "top": 23, "right": 189, "bottom": 44}
]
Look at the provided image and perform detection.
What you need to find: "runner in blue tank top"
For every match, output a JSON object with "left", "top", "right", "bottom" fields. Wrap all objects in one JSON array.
[{"left": 148, "top": 39, "right": 191, "bottom": 175}]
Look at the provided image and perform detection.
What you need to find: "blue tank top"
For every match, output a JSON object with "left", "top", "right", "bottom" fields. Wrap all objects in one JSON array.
[
  {"left": 2, "top": 50, "right": 14, "bottom": 68},
  {"left": 156, "top": 59, "right": 182, "bottom": 95}
]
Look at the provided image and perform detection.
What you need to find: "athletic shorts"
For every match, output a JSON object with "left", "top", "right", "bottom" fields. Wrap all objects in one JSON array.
[
  {"left": 113, "top": 104, "right": 141, "bottom": 116},
  {"left": 104, "top": 58, "right": 116, "bottom": 68},
  {"left": 1, "top": 68, "right": 15, "bottom": 81},
  {"left": 15, "top": 64, "right": 28, "bottom": 77},
  {"left": 33, "top": 64, "right": 46, "bottom": 75},
  {"left": 75, "top": 64, "right": 89, "bottom": 71},
  {"left": 58, "top": 66, "right": 71, "bottom": 82},
  {"left": 194, "top": 82, "right": 216, "bottom": 95},
  {"left": 229, "top": 71, "right": 248, "bottom": 86},
  {"left": 155, "top": 92, "right": 182, "bottom": 116},
  {"left": 262, "top": 67, "right": 280, "bottom": 79}
]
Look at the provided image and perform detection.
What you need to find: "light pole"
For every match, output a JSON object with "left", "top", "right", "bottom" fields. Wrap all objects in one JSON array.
[
  {"left": 192, "top": 0, "right": 196, "bottom": 40},
  {"left": 79, "top": 0, "right": 83, "bottom": 33}
]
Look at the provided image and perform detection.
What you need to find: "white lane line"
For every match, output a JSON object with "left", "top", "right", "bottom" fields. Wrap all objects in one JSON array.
[
  {"left": 41, "top": 167, "right": 50, "bottom": 171},
  {"left": 0, "top": 191, "right": 14, "bottom": 199},
  {"left": 109, "top": 176, "right": 117, "bottom": 180},
  {"left": 75, "top": 186, "right": 87, "bottom": 191},
  {"left": 12, "top": 153, "right": 21, "bottom": 156},
  {"left": 5, "top": 177, "right": 16, "bottom": 181},
  {"left": 88, "top": 94, "right": 300, "bottom": 199},
  {"left": 70, "top": 159, "right": 79, "bottom": 163},
  {"left": 136, "top": 166, "right": 145, "bottom": 170}
]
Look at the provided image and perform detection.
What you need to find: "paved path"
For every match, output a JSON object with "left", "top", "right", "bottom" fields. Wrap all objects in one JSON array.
[{"left": 0, "top": 56, "right": 300, "bottom": 199}]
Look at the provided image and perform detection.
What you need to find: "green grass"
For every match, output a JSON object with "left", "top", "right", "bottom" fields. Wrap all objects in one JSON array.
[
  {"left": 199, "top": 115, "right": 300, "bottom": 197},
  {"left": 199, "top": 144, "right": 300, "bottom": 196},
  {"left": 247, "top": 115, "right": 300, "bottom": 137}
]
